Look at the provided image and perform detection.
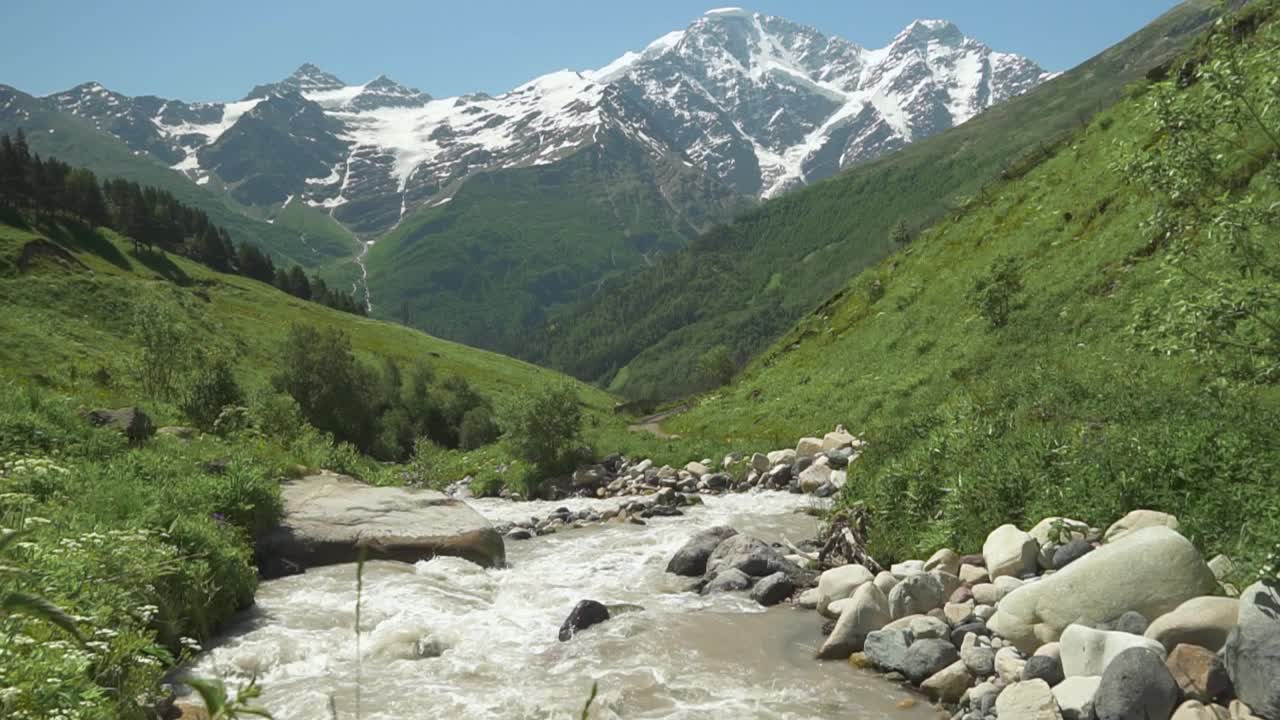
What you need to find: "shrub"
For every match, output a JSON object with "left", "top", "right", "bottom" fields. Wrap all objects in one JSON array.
[
  {"left": 696, "top": 345, "right": 736, "bottom": 387},
  {"left": 459, "top": 406, "right": 501, "bottom": 450},
  {"left": 180, "top": 357, "right": 244, "bottom": 431},
  {"left": 505, "top": 383, "right": 584, "bottom": 477},
  {"left": 968, "top": 255, "right": 1024, "bottom": 328}
]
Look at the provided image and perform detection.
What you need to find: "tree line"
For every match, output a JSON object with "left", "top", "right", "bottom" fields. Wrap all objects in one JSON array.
[{"left": 0, "top": 129, "right": 364, "bottom": 315}]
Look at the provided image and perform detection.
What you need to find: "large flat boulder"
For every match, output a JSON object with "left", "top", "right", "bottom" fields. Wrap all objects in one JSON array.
[
  {"left": 988, "top": 527, "right": 1217, "bottom": 653},
  {"left": 260, "top": 472, "right": 505, "bottom": 576}
]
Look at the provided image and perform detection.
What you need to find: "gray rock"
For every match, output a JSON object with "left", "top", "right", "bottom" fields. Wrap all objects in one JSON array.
[
  {"left": 817, "top": 582, "right": 891, "bottom": 660},
  {"left": 705, "top": 534, "right": 801, "bottom": 580},
  {"left": 751, "top": 571, "right": 795, "bottom": 606},
  {"left": 963, "top": 645, "right": 996, "bottom": 677},
  {"left": 983, "top": 524, "right": 1039, "bottom": 580},
  {"left": 666, "top": 526, "right": 738, "bottom": 576},
  {"left": 702, "top": 568, "right": 753, "bottom": 594},
  {"left": 1022, "top": 655, "right": 1065, "bottom": 686},
  {"left": 909, "top": 615, "right": 950, "bottom": 641},
  {"left": 259, "top": 472, "right": 505, "bottom": 577},
  {"left": 903, "top": 638, "right": 960, "bottom": 685},
  {"left": 889, "top": 573, "right": 947, "bottom": 619},
  {"left": 1094, "top": 647, "right": 1179, "bottom": 720},
  {"left": 1223, "top": 581, "right": 1280, "bottom": 720},
  {"left": 1146, "top": 596, "right": 1239, "bottom": 652},
  {"left": 864, "top": 628, "right": 914, "bottom": 673},
  {"left": 1110, "top": 610, "right": 1149, "bottom": 636},
  {"left": 816, "top": 563, "right": 875, "bottom": 617},
  {"left": 1061, "top": 623, "right": 1167, "bottom": 677},
  {"left": 558, "top": 600, "right": 610, "bottom": 641},
  {"left": 1053, "top": 676, "right": 1102, "bottom": 720},
  {"left": 1053, "top": 539, "right": 1095, "bottom": 570},
  {"left": 989, "top": 527, "right": 1218, "bottom": 653},
  {"left": 997, "top": 679, "right": 1064, "bottom": 720},
  {"left": 1103, "top": 509, "right": 1179, "bottom": 544},
  {"left": 921, "top": 660, "right": 974, "bottom": 704},
  {"left": 83, "top": 406, "right": 155, "bottom": 444}
]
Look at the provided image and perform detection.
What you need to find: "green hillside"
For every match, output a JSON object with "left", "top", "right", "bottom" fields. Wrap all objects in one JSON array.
[
  {"left": 660, "top": 2, "right": 1280, "bottom": 572},
  {"left": 363, "top": 127, "right": 748, "bottom": 353},
  {"left": 0, "top": 87, "right": 356, "bottom": 268},
  {"left": 525, "top": 0, "right": 1227, "bottom": 400}
]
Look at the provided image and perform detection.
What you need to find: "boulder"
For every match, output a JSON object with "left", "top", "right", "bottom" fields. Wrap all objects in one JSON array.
[
  {"left": 1061, "top": 624, "right": 1167, "bottom": 677},
  {"left": 1036, "top": 642, "right": 1062, "bottom": 659},
  {"left": 889, "top": 573, "right": 947, "bottom": 620},
  {"left": 703, "top": 568, "right": 753, "bottom": 594},
  {"left": 909, "top": 615, "right": 949, "bottom": 641},
  {"left": 864, "top": 628, "right": 914, "bottom": 673},
  {"left": 997, "top": 680, "right": 1064, "bottom": 720},
  {"left": 962, "top": 643, "right": 996, "bottom": 677},
  {"left": 1231, "top": 701, "right": 1264, "bottom": 720},
  {"left": 924, "top": 548, "right": 961, "bottom": 577},
  {"left": 996, "top": 646, "right": 1028, "bottom": 684},
  {"left": 1166, "top": 644, "right": 1231, "bottom": 704},
  {"left": 822, "top": 427, "right": 857, "bottom": 451},
  {"left": 983, "top": 524, "right": 1039, "bottom": 579},
  {"left": 902, "top": 639, "right": 959, "bottom": 685},
  {"left": 259, "top": 472, "right": 504, "bottom": 576},
  {"left": 1023, "top": 655, "right": 1065, "bottom": 686},
  {"left": 1173, "top": 701, "right": 1231, "bottom": 720},
  {"left": 891, "top": 560, "right": 926, "bottom": 578},
  {"left": 571, "top": 467, "right": 605, "bottom": 488},
  {"left": 767, "top": 449, "right": 796, "bottom": 465},
  {"left": 795, "top": 437, "right": 824, "bottom": 459},
  {"left": 1053, "top": 676, "right": 1102, "bottom": 720},
  {"left": 1053, "top": 539, "right": 1095, "bottom": 570},
  {"left": 1222, "top": 581, "right": 1280, "bottom": 720},
  {"left": 684, "top": 461, "right": 709, "bottom": 476},
  {"left": 873, "top": 571, "right": 898, "bottom": 597},
  {"left": 1109, "top": 610, "right": 1149, "bottom": 636},
  {"left": 815, "top": 564, "right": 875, "bottom": 618},
  {"left": 796, "top": 587, "right": 820, "bottom": 609},
  {"left": 1145, "top": 596, "right": 1239, "bottom": 652},
  {"left": 944, "top": 600, "right": 975, "bottom": 626},
  {"left": 921, "top": 660, "right": 973, "bottom": 704},
  {"left": 1207, "top": 555, "right": 1234, "bottom": 582},
  {"left": 156, "top": 425, "right": 197, "bottom": 441},
  {"left": 751, "top": 572, "right": 795, "bottom": 606},
  {"left": 959, "top": 563, "right": 991, "bottom": 586},
  {"left": 797, "top": 464, "right": 832, "bottom": 493},
  {"left": 750, "top": 453, "right": 771, "bottom": 473},
  {"left": 666, "top": 526, "right": 738, "bottom": 576},
  {"left": 988, "top": 528, "right": 1218, "bottom": 653},
  {"left": 972, "top": 583, "right": 1000, "bottom": 606},
  {"left": 932, "top": 570, "right": 963, "bottom": 599},
  {"left": 817, "top": 582, "right": 891, "bottom": 660},
  {"left": 558, "top": 600, "right": 610, "bottom": 641},
  {"left": 1104, "top": 509, "right": 1179, "bottom": 544},
  {"left": 1030, "top": 516, "right": 1089, "bottom": 570},
  {"left": 83, "top": 406, "right": 155, "bottom": 444},
  {"left": 705, "top": 535, "right": 801, "bottom": 580},
  {"left": 1094, "top": 647, "right": 1179, "bottom": 720}
]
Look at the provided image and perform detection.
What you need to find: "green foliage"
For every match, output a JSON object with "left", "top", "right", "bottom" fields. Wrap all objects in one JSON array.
[
  {"left": 505, "top": 383, "right": 585, "bottom": 479},
  {"left": 696, "top": 344, "right": 736, "bottom": 387},
  {"left": 890, "top": 219, "right": 912, "bottom": 246},
  {"left": 182, "top": 357, "right": 246, "bottom": 432},
  {"left": 968, "top": 255, "right": 1025, "bottom": 328},
  {"left": 184, "top": 676, "right": 273, "bottom": 719},
  {"left": 0, "top": 383, "right": 285, "bottom": 719},
  {"left": 459, "top": 406, "right": 501, "bottom": 450},
  {"left": 1120, "top": 10, "right": 1280, "bottom": 384},
  {"left": 133, "top": 293, "right": 193, "bottom": 400}
]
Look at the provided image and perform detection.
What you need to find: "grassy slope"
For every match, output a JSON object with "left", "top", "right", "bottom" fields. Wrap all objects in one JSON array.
[
  {"left": 527, "top": 0, "right": 1225, "bottom": 399},
  {"left": 0, "top": 89, "right": 356, "bottom": 268},
  {"left": 658, "top": 6, "right": 1280, "bottom": 571},
  {"left": 0, "top": 219, "right": 615, "bottom": 418},
  {"left": 364, "top": 129, "right": 748, "bottom": 354}
]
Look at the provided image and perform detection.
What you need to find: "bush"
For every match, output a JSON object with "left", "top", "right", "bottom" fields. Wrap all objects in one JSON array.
[
  {"left": 696, "top": 345, "right": 736, "bottom": 387},
  {"left": 459, "top": 406, "right": 501, "bottom": 450},
  {"left": 180, "top": 357, "right": 244, "bottom": 431},
  {"left": 504, "top": 383, "right": 584, "bottom": 477},
  {"left": 968, "top": 255, "right": 1024, "bottom": 328}
]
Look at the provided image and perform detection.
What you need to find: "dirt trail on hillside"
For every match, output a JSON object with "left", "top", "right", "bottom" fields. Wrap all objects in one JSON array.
[{"left": 627, "top": 404, "right": 689, "bottom": 439}]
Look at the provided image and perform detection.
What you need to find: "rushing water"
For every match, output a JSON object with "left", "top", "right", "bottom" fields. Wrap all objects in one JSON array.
[{"left": 194, "top": 492, "right": 936, "bottom": 719}]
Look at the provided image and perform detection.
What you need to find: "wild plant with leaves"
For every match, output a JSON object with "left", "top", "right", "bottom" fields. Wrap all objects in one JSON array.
[{"left": 1123, "top": 4, "right": 1280, "bottom": 384}]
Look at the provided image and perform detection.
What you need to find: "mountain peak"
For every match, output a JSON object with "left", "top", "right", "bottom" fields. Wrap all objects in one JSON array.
[
  {"left": 286, "top": 63, "right": 345, "bottom": 91},
  {"left": 894, "top": 18, "right": 966, "bottom": 46},
  {"left": 703, "top": 7, "right": 751, "bottom": 18}
]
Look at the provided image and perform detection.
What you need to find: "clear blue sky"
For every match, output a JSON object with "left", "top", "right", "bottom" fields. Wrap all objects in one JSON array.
[{"left": 4, "top": 1, "right": 1182, "bottom": 102}]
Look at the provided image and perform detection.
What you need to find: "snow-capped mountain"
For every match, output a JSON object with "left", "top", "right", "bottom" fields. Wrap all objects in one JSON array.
[{"left": 33, "top": 9, "right": 1051, "bottom": 235}]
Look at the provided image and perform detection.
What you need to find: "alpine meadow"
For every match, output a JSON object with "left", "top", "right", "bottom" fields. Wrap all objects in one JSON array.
[{"left": 1, "top": 2, "right": 1278, "bottom": 720}]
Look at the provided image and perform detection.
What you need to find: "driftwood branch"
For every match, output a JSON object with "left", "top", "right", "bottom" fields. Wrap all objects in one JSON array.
[{"left": 817, "top": 503, "right": 883, "bottom": 573}]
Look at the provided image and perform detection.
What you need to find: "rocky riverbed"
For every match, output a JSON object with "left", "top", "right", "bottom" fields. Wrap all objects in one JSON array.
[{"left": 665, "top": 505, "right": 1277, "bottom": 720}]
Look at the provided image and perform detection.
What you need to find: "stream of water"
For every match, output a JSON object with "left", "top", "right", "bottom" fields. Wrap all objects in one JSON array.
[{"left": 194, "top": 492, "right": 935, "bottom": 719}]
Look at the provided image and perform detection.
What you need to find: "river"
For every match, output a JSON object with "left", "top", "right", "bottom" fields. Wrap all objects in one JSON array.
[{"left": 194, "top": 491, "right": 936, "bottom": 719}]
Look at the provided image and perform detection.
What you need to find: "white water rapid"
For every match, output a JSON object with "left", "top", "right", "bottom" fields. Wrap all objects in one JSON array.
[{"left": 194, "top": 491, "right": 935, "bottom": 719}]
